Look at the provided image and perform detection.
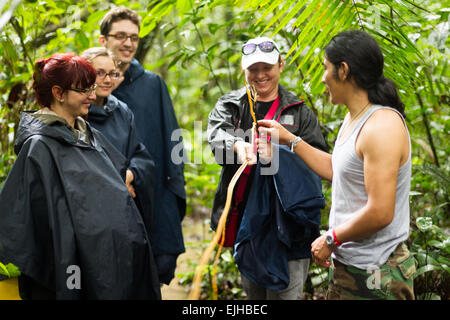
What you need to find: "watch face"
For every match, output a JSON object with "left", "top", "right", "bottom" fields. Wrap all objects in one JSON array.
[{"left": 326, "top": 234, "right": 334, "bottom": 245}]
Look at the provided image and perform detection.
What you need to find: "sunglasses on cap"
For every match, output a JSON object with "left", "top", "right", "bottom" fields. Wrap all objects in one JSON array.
[{"left": 242, "top": 41, "right": 279, "bottom": 55}]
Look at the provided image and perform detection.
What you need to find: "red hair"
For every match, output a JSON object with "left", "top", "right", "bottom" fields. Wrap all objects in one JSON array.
[{"left": 33, "top": 53, "right": 97, "bottom": 108}]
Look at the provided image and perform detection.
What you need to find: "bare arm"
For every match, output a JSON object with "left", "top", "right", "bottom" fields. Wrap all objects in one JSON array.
[
  {"left": 258, "top": 119, "right": 333, "bottom": 181},
  {"left": 333, "top": 109, "right": 408, "bottom": 242},
  {"left": 311, "top": 110, "right": 409, "bottom": 267}
]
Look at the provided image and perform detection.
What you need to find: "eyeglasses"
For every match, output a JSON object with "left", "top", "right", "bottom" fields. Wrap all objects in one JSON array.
[
  {"left": 96, "top": 70, "right": 121, "bottom": 79},
  {"left": 68, "top": 84, "right": 97, "bottom": 96},
  {"left": 107, "top": 33, "right": 139, "bottom": 42},
  {"left": 242, "top": 41, "right": 279, "bottom": 55}
]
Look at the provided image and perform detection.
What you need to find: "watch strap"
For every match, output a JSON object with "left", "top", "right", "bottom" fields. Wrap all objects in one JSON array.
[
  {"left": 332, "top": 229, "right": 342, "bottom": 246},
  {"left": 290, "top": 136, "right": 302, "bottom": 152}
]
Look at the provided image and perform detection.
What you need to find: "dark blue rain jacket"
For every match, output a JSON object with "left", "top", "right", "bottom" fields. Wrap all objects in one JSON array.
[
  {"left": 113, "top": 59, "right": 185, "bottom": 284},
  {"left": 234, "top": 145, "right": 325, "bottom": 291},
  {"left": 87, "top": 95, "right": 155, "bottom": 233}
]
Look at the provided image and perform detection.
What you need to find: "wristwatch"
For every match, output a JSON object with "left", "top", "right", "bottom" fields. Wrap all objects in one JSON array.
[
  {"left": 290, "top": 136, "right": 302, "bottom": 152},
  {"left": 325, "top": 231, "right": 336, "bottom": 248},
  {"left": 326, "top": 229, "right": 342, "bottom": 247}
]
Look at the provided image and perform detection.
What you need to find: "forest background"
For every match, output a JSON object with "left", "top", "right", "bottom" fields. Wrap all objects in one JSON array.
[{"left": 0, "top": 0, "right": 448, "bottom": 300}]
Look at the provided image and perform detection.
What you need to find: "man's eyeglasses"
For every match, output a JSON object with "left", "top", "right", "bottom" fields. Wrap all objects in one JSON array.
[
  {"left": 242, "top": 41, "right": 279, "bottom": 55},
  {"left": 69, "top": 84, "right": 97, "bottom": 96},
  {"left": 107, "top": 33, "right": 139, "bottom": 43},
  {"left": 96, "top": 71, "right": 121, "bottom": 79}
]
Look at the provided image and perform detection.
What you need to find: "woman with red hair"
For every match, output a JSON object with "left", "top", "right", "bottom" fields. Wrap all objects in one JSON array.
[{"left": 0, "top": 53, "right": 161, "bottom": 300}]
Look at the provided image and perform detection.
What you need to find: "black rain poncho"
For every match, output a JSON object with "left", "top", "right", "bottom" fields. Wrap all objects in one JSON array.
[
  {"left": 0, "top": 111, "right": 161, "bottom": 299},
  {"left": 113, "top": 59, "right": 186, "bottom": 284},
  {"left": 87, "top": 94, "right": 155, "bottom": 237}
]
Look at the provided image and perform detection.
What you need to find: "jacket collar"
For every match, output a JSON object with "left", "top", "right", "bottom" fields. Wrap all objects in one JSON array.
[
  {"left": 88, "top": 95, "right": 117, "bottom": 123},
  {"left": 224, "top": 84, "right": 302, "bottom": 115},
  {"left": 15, "top": 111, "right": 96, "bottom": 154},
  {"left": 123, "top": 58, "right": 145, "bottom": 84},
  {"left": 90, "top": 95, "right": 120, "bottom": 112}
]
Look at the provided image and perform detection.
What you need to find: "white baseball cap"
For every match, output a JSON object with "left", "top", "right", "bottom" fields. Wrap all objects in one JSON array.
[{"left": 241, "top": 37, "right": 280, "bottom": 70}]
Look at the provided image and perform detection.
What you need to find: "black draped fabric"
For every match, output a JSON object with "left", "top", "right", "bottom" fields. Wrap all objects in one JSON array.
[{"left": 0, "top": 112, "right": 161, "bottom": 299}]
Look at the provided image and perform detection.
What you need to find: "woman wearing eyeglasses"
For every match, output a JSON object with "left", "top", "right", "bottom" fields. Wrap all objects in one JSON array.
[
  {"left": 81, "top": 46, "right": 155, "bottom": 248},
  {"left": 0, "top": 53, "right": 161, "bottom": 299},
  {"left": 207, "top": 37, "right": 328, "bottom": 300}
]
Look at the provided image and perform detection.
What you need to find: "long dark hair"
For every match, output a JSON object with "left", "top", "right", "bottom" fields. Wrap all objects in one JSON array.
[{"left": 324, "top": 30, "right": 405, "bottom": 118}]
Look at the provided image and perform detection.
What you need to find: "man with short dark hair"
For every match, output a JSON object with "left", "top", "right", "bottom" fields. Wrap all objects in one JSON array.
[{"left": 99, "top": 6, "right": 186, "bottom": 286}]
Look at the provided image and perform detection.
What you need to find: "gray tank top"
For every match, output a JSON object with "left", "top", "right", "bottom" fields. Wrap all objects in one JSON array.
[{"left": 330, "top": 105, "right": 411, "bottom": 269}]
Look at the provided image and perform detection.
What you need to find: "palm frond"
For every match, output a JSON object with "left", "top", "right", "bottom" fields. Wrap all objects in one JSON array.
[{"left": 245, "top": 0, "right": 427, "bottom": 95}]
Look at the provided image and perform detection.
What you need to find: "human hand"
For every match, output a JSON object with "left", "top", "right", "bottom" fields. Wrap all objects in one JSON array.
[
  {"left": 126, "top": 169, "right": 136, "bottom": 198},
  {"left": 257, "top": 120, "right": 295, "bottom": 146},
  {"left": 234, "top": 140, "right": 257, "bottom": 165},
  {"left": 311, "top": 234, "right": 332, "bottom": 268},
  {"left": 256, "top": 131, "right": 273, "bottom": 163}
]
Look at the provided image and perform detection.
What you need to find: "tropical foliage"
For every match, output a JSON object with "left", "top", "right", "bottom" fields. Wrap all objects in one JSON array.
[{"left": 0, "top": 0, "right": 448, "bottom": 299}]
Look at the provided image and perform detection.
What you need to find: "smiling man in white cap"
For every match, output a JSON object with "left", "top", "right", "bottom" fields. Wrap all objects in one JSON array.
[{"left": 207, "top": 36, "right": 328, "bottom": 300}]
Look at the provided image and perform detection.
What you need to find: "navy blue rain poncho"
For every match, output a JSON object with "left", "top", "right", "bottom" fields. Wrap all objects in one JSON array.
[
  {"left": 0, "top": 111, "right": 161, "bottom": 299},
  {"left": 113, "top": 59, "right": 186, "bottom": 284},
  {"left": 234, "top": 145, "right": 325, "bottom": 291},
  {"left": 87, "top": 94, "right": 155, "bottom": 234}
]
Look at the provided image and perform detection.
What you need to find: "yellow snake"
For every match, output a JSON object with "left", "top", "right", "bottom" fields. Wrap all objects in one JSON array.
[{"left": 187, "top": 80, "right": 257, "bottom": 300}]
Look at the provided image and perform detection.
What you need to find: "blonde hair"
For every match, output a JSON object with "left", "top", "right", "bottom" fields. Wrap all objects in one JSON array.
[{"left": 80, "top": 47, "right": 119, "bottom": 68}]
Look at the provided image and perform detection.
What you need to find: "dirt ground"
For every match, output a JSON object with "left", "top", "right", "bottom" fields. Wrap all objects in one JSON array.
[
  {"left": 161, "top": 216, "right": 212, "bottom": 300},
  {"left": 160, "top": 216, "right": 329, "bottom": 301}
]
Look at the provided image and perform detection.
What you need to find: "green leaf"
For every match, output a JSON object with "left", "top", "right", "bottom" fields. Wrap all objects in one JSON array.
[
  {"left": 311, "top": 270, "right": 328, "bottom": 287},
  {"left": 254, "top": 0, "right": 284, "bottom": 26},
  {"left": 221, "top": 250, "right": 233, "bottom": 262},
  {"left": 290, "top": 0, "right": 340, "bottom": 61},
  {"left": 289, "top": 0, "right": 322, "bottom": 30},
  {"left": 74, "top": 30, "right": 90, "bottom": 51},
  {"left": 260, "top": 0, "right": 296, "bottom": 34},
  {"left": 292, "top": 0, "right": 346, "bottom": 68},
  {"left": 416, "top": 217, "right": 433, "bottom": 232},
  {"left": 414, "top": 264, "right": 442, "bottom": 278},
  {"left": 0, "top": 262, "right": 10, "bottom": 277},
  {"left": 0, "top": 262, "right": 21, "bottom": 278},
  {"left": 272, "top": 0, "right": 309, "bottom": 36},
  {"left": 176, "top": 0, "right": 192, "bottom": 16}
]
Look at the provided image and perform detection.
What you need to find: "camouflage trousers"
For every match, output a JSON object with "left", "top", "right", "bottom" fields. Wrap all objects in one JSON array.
[{"left": 327, "top": 243, "right": 416, "bottom": 300}]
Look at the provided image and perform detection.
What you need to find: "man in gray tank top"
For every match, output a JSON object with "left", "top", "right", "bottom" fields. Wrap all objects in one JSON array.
[{"left": 258, "top": 30, "right": 415, "bottom": 300}]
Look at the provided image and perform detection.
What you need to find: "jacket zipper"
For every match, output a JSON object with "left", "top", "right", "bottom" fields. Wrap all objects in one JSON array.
[{"left": 275, "top": 101, "right": 304, "bottom": 122}]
